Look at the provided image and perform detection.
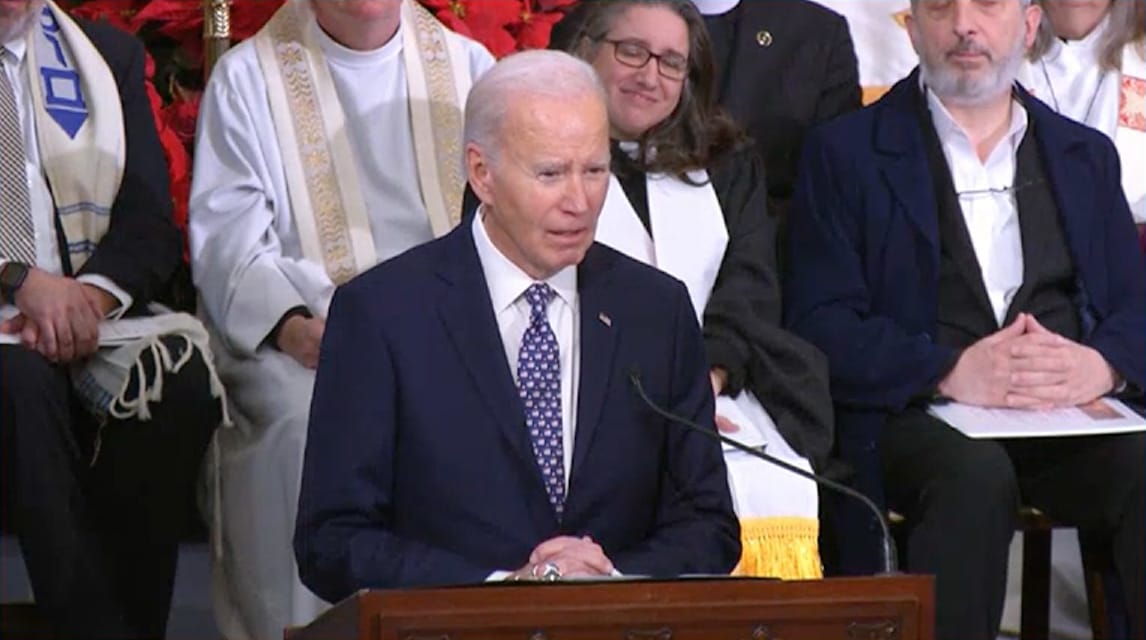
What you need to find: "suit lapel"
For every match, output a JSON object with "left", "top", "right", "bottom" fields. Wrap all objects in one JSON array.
[
  {"left": 570, "top": 245, "right": 618, "bottom": 486},
  {"left": 875, "top": 76, "right": 941, "bottom": 259},
  {"left": 435, "top": 228, "right": 535, "bottom": 471}
]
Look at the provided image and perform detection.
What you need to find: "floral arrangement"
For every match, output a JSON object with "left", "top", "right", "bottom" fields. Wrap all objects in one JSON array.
[{"left": 62, "top": 0, "right": 578, "bottom": 248}]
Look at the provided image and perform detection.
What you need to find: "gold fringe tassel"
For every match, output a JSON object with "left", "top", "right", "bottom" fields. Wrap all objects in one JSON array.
[{"left": 731, "top": 516, "right": 822, "bottom": 580}]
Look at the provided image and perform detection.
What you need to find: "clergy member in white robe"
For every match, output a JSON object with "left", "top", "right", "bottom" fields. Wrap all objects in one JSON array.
[
  {"left": 188, "top": 0, "right": 493, "bottom": 638},
  {"left": 561, "top": 0, "right": 833, "bottom": 579},
  {"left": 1001, "top": 4, "right": 1146, "bottom": 636},
  {"left": 809, "top": 0, "right": 915, "bottom": 104},
  {"left": 1021, "top": 0, "right": 1144, "bottom": 223}
]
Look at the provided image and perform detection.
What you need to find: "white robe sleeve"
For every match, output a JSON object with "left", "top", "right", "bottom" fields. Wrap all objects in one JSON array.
[{"left": 189, "top": 46, "right": 333, "bottom": 356}]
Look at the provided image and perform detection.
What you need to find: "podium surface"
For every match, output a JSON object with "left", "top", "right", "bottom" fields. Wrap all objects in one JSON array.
[{"left": 289, "top": 575, "right": 934, "bottom": 640}]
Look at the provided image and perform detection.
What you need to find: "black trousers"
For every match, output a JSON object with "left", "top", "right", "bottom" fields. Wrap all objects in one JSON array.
[
  {"left": 881, "top": 408, "right": 1145, "bottom": 640},
  {"left": 1, "top": 340, "right": 219, "bottom": 639}
]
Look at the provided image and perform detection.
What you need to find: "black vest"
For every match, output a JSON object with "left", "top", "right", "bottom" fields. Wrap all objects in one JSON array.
[{"left": 916, "top": 92, "right": 1081, "bottom": 349}]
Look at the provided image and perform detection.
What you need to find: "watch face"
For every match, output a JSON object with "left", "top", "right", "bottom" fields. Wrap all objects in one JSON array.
[{"left": 1, "top": 262, "right": 28, "bottom": 295}]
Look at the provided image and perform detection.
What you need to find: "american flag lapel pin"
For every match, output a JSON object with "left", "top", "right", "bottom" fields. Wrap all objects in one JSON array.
[{"left": 598, "top": 312, "right": 612, "bottom": 327}]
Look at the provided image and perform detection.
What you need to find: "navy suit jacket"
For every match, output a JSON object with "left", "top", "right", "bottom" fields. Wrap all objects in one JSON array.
[
  {"left": 65, "top": 21, "right": 182, "bottom": 309},
  {"left": 783, "top": 71, "right": 1146, "bottom": 573},
  {"left": 295, "top": 223, "right": 740, "bottom": 601}
]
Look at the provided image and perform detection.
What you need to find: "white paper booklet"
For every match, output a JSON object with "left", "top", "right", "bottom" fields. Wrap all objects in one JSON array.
[{"left": 928, "top": 398, "right": 1146, "bottom": 439}]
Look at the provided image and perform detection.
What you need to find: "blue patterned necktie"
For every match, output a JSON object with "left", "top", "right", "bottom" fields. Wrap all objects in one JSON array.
[{"left": 517, "top": 283, "right": 565, "bottom": 518}]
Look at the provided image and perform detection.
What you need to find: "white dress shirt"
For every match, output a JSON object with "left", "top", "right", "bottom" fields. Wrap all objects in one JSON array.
[
  {"left": 1, "top": 35, "right": 130, "bottom": 317},
  {"left": 690, "top": 0, "right": 741, "bottom": 16},
  {"left": 926, "top": 87, "right": 1029, "bottom": 326}
]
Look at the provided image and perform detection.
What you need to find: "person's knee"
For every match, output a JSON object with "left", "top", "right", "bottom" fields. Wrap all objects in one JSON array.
[
  {"left": 1, "top": 344, "right": 67, "bottom": 403},
  {"left": 931, "top": 441, "right": 1019, "bottom": 512}
]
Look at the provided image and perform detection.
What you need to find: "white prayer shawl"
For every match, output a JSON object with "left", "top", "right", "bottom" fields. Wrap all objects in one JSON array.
[
  {"left": 595, "top": 172, "right": 821, "bottom": 578},
  {"left": 253, "top": 0, "right": 471, "bottom": 285},
  {"left": 1020, "top": 41, "right": 1146, "bottom": 223},
  {"left": 20, "top": 3, "right": 227, "bottom": 435},
  {"left": 25, "top": 0, "right": 123, "bottom": 270}
]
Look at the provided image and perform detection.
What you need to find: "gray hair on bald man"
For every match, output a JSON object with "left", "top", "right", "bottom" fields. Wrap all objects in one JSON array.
[
  {"left": 910, "top": 0, "right": 1031, "bottom": 7},
  {"left": 464, "top": 49, "right": 606, "bottom": 166}
]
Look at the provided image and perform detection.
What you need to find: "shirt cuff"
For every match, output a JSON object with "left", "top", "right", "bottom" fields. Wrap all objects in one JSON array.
[
  {"left": 486, "top": 570, "right": 513, "bottom": 582},
  {"left": 76, "top": 274, "right": 133, "bottom": 319}
]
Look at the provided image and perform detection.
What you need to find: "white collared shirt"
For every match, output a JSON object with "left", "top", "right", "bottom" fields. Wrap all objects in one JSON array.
[
  {"left": 1, "top": 35, "right": 130, "bottom": 316},
  {"left": 926, "top": 87, "right": 1029, "bottom": 326},
  {"left": 690, "top": 0, "right": 740, "bottom": 16},
  {"left": 471, "top": 209, "right": 580, "bottom": 488}
]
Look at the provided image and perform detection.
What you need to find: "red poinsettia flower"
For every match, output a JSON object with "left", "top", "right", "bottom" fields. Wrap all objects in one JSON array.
[
  {"left": 515, "top": 7, "right": 564, "bottom": 51},
  {"left": 231, "top": 0, "right": 286, "bottom": 41},
  {"left": 67, "top": 0, "right": 142, "bottom": 33},
  {"left": 142, "top": 51, "right": 192, "bottom": 253}
]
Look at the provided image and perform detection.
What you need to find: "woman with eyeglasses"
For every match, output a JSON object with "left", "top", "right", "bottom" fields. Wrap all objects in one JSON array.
[{"left": 556, "top": 0, "right": 833, "bottom": 580}]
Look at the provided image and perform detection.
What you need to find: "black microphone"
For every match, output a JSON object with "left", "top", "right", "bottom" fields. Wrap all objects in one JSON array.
[{"left": 628, "top": 368, "right": 899, "bottom": 575}]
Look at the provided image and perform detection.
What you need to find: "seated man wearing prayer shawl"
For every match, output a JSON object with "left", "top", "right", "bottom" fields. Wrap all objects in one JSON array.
[
  {"left": 188, "top": 0, "right": 494, "bottom": 637},
  {"left": 0, "top": 1, "right": 224, "bottom": 638},
  {"left": 560, "top": 0, "right": 833, "bottom": 580}
]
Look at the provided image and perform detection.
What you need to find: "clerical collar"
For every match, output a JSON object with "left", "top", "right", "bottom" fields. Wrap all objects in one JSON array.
[
  {"left": 1049, "top": 13, "right": 1110, "bottom": 61},
  {"left": 312, "top": 18, "right": 403, "bottom": 68},
  {"left": 690, "top": 0, "right": 740, "bottom": 16}
]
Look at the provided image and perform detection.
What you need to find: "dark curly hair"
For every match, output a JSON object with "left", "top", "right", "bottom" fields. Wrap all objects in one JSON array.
[{"left": 560, "top": 0, "right": 748, "bottom": 183}]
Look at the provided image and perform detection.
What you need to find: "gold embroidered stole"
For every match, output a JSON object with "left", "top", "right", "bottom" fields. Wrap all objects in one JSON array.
[{"left": 253, "top": 0, "right": 470, "bottom": 284}]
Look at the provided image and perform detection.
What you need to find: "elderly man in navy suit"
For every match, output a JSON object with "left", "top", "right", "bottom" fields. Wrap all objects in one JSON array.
[
  {"left": 295, "top": 49, "right": 739, "bottom": 598},
  {"left": 784, "top": 0, "right": 1145, "bottom": 639}
]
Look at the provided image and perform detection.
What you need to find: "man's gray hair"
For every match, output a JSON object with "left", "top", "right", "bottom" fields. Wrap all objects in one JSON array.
[
  {"left": 910, "top": 0, "right": 1031, "bottom": 7},
  {"left": 464, "top": 49, "right": 606, "bottom": 165}
]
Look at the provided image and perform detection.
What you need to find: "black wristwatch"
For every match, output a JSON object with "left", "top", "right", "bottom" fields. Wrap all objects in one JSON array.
[{"left": 0, "top": 261, "right": 30, "bottom": 303}]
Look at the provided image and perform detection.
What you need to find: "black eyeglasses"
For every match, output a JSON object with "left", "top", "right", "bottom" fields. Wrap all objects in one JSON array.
[
  {"left": 956, "top": 178, "right": 1044, "bottom": 199},
  {"left": 596, "top": 38, "right": 689, "bottom": 81}
]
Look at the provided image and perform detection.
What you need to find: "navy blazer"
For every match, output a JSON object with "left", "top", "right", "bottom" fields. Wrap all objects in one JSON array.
[
  {"left": 783, "top": 71, "right": 1146, "bottom": 573},
  {"left": 295, "top": 223, "right": 740, "bottom": 601},
  {"left": 66, "top": 21, "right": 182, "bottom": 308}
]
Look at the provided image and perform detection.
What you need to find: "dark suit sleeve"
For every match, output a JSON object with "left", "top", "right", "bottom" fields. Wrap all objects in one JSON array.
[
  {"left": 783, "top": 128, "right": 957, "bottom": 411},
  {"left": 1084, "top": 139, "right": 1146, "bottom": 391},
  {"left": 813, "top": 12, "right": 862, "bottom": 125},
  {"left": 704, "top": 149, "right": 776, "bottom": 394},
  {"left": 74, "top": 24, "right": 180, "bottom": 305},
  {"left": 295, "top": 283, "right": 492, "bottom": 602},
  {"left": 612, "top": 282, "right": 741, "bottom": 576},
  {"left": 707, "top": 149, "right": 834, "bottom": 467}
]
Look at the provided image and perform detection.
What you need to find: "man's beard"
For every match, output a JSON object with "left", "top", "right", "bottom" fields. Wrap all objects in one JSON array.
[
  {"left": 919, "top": 32, "right": 1027, "bottom": 107},
  {"left": 0, "top": 2, "right": 46, "bottom": 44}
]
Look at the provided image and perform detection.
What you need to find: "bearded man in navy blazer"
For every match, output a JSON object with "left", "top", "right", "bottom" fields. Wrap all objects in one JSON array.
[
  {"left": 784, "top": 1, "right": 1145, "bottom": 639},
  {"left": 295, "top": 49, "right": 739, "bottom": 599}
]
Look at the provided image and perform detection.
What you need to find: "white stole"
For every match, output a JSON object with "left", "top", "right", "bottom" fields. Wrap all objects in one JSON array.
[
  {"left": 1116, "top": 43, "right": 1145, "bottom": 223},
  {"left": 252, "top": 0, "right": 471, "bottom": 285},
  {"left": 594, "top": 171, "right": 816, "bottom": 519},
  {"left": 26, "top": 0, "right": 124, "bottom": 270}
]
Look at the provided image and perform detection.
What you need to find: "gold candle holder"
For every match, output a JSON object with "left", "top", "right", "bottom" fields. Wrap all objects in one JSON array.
[{"left": 203, "top": 0, "right": 232, "bottom": 80}]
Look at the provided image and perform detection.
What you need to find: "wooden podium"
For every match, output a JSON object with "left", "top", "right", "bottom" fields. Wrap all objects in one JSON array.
[{"left": 288, "top": 575, "right": 934, "bottom": 640}]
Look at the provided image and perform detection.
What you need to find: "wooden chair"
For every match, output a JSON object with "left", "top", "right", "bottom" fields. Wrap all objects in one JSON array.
[
  {"left": 1019, "top": 507, "right": 1124, "bottom": 640},
  {"left": 888, "top": 506, "right": 1122, "bottom": 640}
]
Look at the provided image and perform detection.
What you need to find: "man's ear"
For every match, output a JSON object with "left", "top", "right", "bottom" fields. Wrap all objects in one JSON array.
[{"left": 466, "top": 143, "right": 495, "bottom": 206}]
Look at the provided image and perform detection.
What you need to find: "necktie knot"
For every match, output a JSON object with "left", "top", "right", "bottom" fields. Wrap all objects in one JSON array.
[{"left": 523, "top": 283, "right": 555, "bottom": 320}]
